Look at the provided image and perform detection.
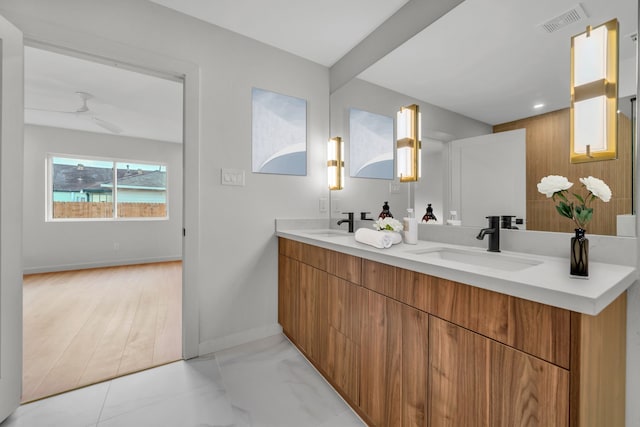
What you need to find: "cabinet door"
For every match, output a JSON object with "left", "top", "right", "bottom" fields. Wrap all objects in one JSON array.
[
  {"left": 360, "top": 289, "right": 402, "bottom": 427},
  {"left": 402, "top": 305, "right": 428, "bottom": 427},
  {"left": 278, "top": 254, "right": 299, "bottom": 341},
  {"left": 429, "top": 316, "right": 490, "bottom": 427},
  {"left": 489, "top": 340, "right": 569, "bottom": 427},
  {"left": 298, "top": 263, "right": 327, "bottom": 365},
  {"left": 429, "top": 317, "right": 569, "bottom": 427},
  {"left": 325, "top": 275, "right": 363, "bottom": 404}
]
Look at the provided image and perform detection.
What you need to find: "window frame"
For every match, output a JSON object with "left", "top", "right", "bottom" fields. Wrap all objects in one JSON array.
[{"left": 46, "top": 153, "right": 169, "bottom": 222}]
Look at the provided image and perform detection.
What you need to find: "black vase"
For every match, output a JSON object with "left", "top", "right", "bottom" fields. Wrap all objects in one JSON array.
[{"left": 570, "top": 228, "right": 589, "bottom": 278}]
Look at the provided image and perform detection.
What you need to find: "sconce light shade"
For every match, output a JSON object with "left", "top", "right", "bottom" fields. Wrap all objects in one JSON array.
[
  {"left": 397, "top": 104, "right": 421, "bottom": 182},
  {"left": 328, "top": 136, "right": 344, "bottom": 190},
  {"left": 570, "top": 19, "right": 618, "bottom": 163}
]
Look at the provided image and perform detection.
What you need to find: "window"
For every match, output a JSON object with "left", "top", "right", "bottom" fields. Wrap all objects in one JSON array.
[{"left": 49, "top": 156, "right": 167, "bottom": 220}]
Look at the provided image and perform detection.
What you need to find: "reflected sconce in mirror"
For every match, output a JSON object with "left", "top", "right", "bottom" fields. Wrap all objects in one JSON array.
[
  {"left": 397, "top": 104, "right": 421, "bottom": 181},
  {"left": 328, "top": 136, "right": 344, "bottom": 190},
  {"left": 570, "top": 19, "right": 618, "bottom": 163}
]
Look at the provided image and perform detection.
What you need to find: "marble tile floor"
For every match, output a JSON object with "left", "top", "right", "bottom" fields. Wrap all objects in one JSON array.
[{"left": 1, "top": 334, "right": 365, "bottom": 427}]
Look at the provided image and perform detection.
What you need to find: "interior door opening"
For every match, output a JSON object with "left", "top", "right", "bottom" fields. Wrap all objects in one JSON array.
[{"left": 22, "top": 44, "right": 185, "bottom": 403}]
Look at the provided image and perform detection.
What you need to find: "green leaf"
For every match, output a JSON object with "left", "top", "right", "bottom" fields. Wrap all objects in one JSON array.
[
  {"left": 576, "top": 207, "right": 593, "bottom": 224},
  {"left": 556, "top": 202, "right": 573, "bottom": 219},
  {"left": 573, "top": 193, "right": 585, "bottom": 205},
  {"left": 555, "top": 192, "right": 569, "bottom": 203}
]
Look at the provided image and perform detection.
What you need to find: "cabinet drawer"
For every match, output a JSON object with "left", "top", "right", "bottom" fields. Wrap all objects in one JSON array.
[{"left": 327, "top": 250, "right": 362, "bottom": 284}]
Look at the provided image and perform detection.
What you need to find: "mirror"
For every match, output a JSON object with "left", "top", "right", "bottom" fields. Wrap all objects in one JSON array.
[{"left": 329, "top": 0, "right": 637, "bottom": 236}]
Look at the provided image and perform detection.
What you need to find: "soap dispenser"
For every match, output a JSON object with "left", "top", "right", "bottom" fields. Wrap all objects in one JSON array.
[
  {"left": 403, "top": 208, "right": 418, "bottom": 244},
  {"left": 379, "top": 201, "right": 393, "bottom": 219},
  {"left": 422, "top": 203, "right": 438, "bottom": 223}
]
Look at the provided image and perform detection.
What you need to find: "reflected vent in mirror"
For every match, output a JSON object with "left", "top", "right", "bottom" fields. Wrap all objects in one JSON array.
[{"left": 539, "top": 4, "right": 588, "bottom": 34}]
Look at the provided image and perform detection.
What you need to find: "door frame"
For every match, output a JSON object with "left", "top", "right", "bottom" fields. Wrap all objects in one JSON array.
[
  {"left": 0, "top": 13, "right": 25, "bottom": 422},
  {"left": 24, "top": 35, "right": 201, "bottom": 359}
]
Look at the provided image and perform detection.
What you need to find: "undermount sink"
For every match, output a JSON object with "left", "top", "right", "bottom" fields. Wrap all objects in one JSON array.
[
  {"left": 305, "top": 229, "right": 349, "bottom": 237},
  {"left": 407, "top": 247, "right": 542, "bottom": 272}
]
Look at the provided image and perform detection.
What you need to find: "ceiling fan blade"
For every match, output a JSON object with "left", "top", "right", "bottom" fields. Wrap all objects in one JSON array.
[{"left": 92, "top": 116, "right": 123, "bottom": 134}]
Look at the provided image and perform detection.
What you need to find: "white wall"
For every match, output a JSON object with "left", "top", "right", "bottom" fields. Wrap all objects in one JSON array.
[
  {"left": 1, "top": 0, "right": 329, "bottom": 354},
  {"left": 23, "top": 124, "right": 183, "bottom": 273},
  {"left": 449, "top": 129, "right": 526, "bottom": 228}
]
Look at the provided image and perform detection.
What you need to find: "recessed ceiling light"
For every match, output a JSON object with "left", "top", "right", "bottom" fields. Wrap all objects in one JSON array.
[{"left": 533, "top": 103, "right": 545, "bottom": 109}]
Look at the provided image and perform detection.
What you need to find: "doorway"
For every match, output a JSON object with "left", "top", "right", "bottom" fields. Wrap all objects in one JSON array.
[{"left": 22, "top": 45, "right": 185, "bottom": 402}]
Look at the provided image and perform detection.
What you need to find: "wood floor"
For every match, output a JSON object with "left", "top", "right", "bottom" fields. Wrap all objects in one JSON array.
[{"left": 22, "top": 261, "right": 182, "bottom": 403}]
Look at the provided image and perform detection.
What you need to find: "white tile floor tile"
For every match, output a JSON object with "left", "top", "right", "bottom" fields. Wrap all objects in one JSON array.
[{"left": 0, "top": 334, "right": 365, "bottom": 427}]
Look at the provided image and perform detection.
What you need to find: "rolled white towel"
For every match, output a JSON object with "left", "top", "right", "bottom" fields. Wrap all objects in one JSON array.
[{"left": 355, "top": 228, "right": 396, "bottom": 249}]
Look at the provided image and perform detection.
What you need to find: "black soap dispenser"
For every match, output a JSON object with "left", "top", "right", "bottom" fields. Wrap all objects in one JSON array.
[
  {"left": 422, "top": 203, "right": 438, "bottom": 223},
  {"left": 379, "top": 201, "right": 393, "bottom": 219}
]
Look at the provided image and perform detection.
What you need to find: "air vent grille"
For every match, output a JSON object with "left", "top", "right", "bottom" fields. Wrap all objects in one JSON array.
[{"left": 539, "top": 4, "right": 588, "bottom": 33}]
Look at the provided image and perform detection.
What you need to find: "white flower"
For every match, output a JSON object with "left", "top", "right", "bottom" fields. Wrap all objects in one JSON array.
[
  {"left": 537, "top": 175, "right": 573, "bottom": 198},
  {"left": 373, "top": 217, "right": 403, "bottom": 232},
  {"left": 580, "top": 176, "right": 612, "bottom": 203}
]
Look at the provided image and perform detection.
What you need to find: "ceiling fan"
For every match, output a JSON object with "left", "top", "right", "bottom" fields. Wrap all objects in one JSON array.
[{"left": 27, "top": 91, "right": 124, "bottom": 134}]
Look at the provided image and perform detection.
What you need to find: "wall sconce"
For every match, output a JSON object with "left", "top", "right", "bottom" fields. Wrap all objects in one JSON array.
[
  {"left": 570, "top": 19, "right": 618, "bottom": 163},
  {"left": 327, "top": 136, "right": 344, "bottom": 190},
  {"left": 397, "top": 104, "right": 421, "bottom": 181}
]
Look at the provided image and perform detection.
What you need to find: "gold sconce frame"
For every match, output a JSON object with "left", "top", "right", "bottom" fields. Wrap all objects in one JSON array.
[
  {"left": 397, "top": 104, "right": 421, "bottom": 182},
  {"left": 327, "top": 136, "right": 344, "bottom": 190},
  {"left": 570, "top": 18, "right": 619, "bottom": 163}
]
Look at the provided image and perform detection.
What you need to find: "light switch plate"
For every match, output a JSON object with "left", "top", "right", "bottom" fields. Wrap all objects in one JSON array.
[
  {"left": 319, "top": 197, "right": 328, "bottom": 213},
  {"left": 221, "top": 168, "right": 245, "bottom": 186}
]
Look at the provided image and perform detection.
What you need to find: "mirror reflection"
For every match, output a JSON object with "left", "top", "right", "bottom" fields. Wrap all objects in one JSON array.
[{"left": 329, "top": 0, "right": 637, "bottom": 237}]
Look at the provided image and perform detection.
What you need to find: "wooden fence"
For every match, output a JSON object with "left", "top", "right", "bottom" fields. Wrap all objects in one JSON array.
[{"left": 52, "top": 202, "right": 166, "bottom": 219}]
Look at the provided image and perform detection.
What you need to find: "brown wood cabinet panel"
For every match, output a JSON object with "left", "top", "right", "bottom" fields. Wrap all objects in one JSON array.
[
  {"left": 301, "top": 243, "right": 327, "bottom": 270},
  {"left": 278, "top": 254, "right": 299, "bottom": 341},
  {"left": 570, "top": 293, "right": 626, "bottom": 427},
  {"left": 279, "top": 237, "right": 302, "bottom": 260},
  {"left": 489, "top": 340, "right": 569, "bottom": 427},
  {"left": 327, "top": 250, "right": 362, "bottom": 284},
  {"left": 328, "top": 275, "right": 361, "bottom": 343},
  {"left": 360, "top": 288, "right": 402, "bottom": 427},
  {"left": 362, "top": 260, "right": 396, "bottom": 298},
  {"left": 326, "top": 326, "right": 360, "bottom": 404},
  {"left": 298, "top": 264, "right": 327, "bottom": 365},
  {"left": 402, "top": 305, "right": 428, "bottom": 427},
  {"left": 508, "top": 297, "right": 570, "bottom": 368},
  {"left": 429, "top": 316, "right": 490, "bottom": 427},
  {"left": 395, "top": 269, "right": 430, "bottom": 312}
]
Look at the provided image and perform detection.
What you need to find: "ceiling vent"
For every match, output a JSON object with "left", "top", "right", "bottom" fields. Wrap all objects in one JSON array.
[{"left": 538, "top": 4, "right": 589, "bottom": 34}]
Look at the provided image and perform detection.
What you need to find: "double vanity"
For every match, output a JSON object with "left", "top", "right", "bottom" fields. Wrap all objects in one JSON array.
[{"left": 276, "top": 222, "right": 636, "bottom": 427}]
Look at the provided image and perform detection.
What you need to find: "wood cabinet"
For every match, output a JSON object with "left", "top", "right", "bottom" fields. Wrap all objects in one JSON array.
[
  {"left": 277, "top": 253, "right": 298, "bottom": 341},
  {"left": 325, "top": 275, "right": 363, "bottom": 403},
  {"left": 277, "top": 238, "right": 626, "bottom": 427},
  {"left": 429, "top": 316, "right": 569, "bottom": 427},
  {"left": 360, "top": 288, "right": 403, "bottom": 426},
  {"left": 298, "top": 263, "right": 327, "bottom": 365}
]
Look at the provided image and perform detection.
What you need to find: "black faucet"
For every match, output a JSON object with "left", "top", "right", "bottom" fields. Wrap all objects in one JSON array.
[
  {"left": 360, "top": 212, "right": 373, "bottom": 221},
  {"left": 501, "top": 215, "right": 518, "bottom": 230},
  {"left": 337, "top": 212, "right": 355, "bottom": 233},
  {"left": 476, "top": 216, "right": 500, "bottom": 252}
]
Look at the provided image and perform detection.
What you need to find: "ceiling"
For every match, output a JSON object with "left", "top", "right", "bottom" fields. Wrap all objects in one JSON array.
[
  {"left": 148, "top": 0, "right": 410, "bottom": 67},
  {"left": 25, "top": 0, "right": 637, "bottom": 140},
  {"left": 150, "top": 0, "right": 637, "bottom": 125},
  {"left": 24, "top": 47, "right": 184, "bottom": 143},
  {"left": 358, "top": 0, "right": 638, "bottom": 125}
]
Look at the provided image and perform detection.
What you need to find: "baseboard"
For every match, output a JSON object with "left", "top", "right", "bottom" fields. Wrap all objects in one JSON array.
[
  {"left": 198, "top": 323, "right": 283, "bottom": 356},
  {"left": 23, "top": 255, "right": 183, "bottom": 275}
]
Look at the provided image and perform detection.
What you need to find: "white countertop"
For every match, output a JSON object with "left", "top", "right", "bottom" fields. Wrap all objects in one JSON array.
[{"left": 276, "top": 227, "right": 638, "bottom": 315}]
